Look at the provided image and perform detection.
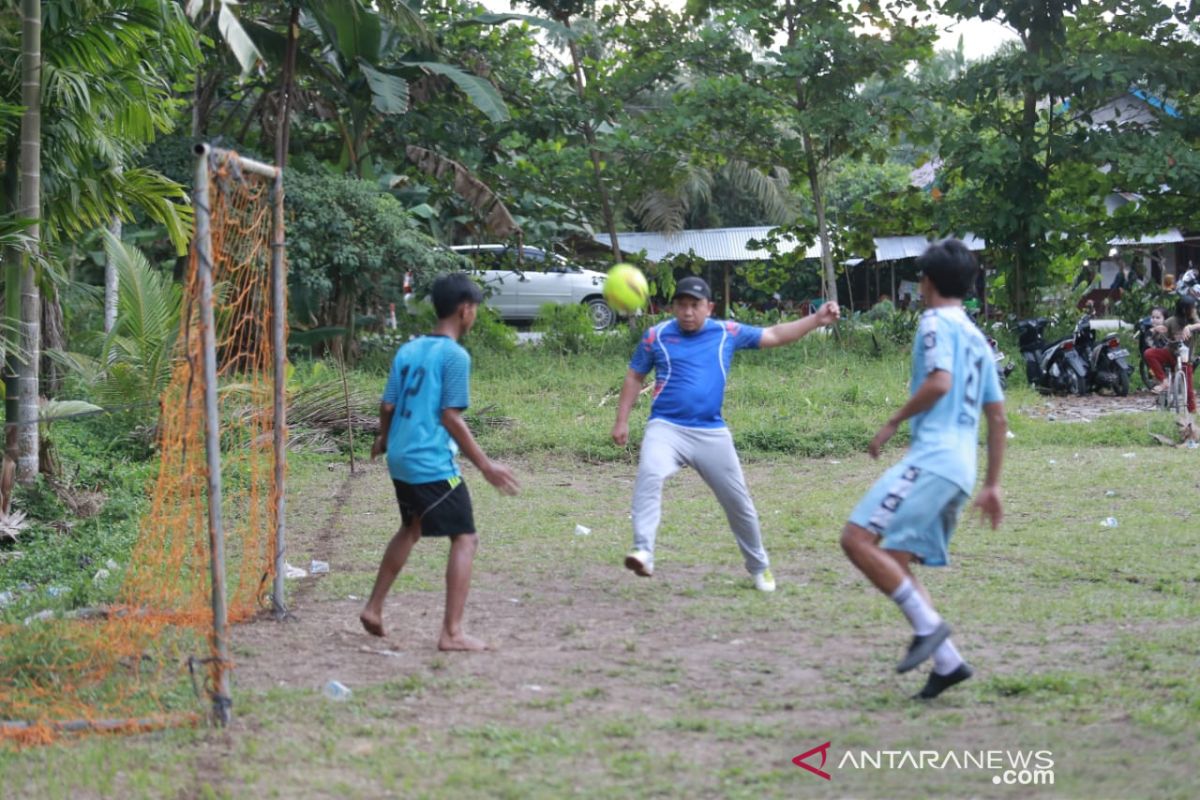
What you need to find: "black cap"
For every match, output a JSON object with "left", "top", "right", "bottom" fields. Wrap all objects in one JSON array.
[{"left": 673, "top": 276, "right": 711, "bottom": 301}]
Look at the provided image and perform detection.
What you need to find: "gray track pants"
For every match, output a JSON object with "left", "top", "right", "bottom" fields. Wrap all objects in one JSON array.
[{"left": 631, "top": 419, "right": 770, "bottom": 575}]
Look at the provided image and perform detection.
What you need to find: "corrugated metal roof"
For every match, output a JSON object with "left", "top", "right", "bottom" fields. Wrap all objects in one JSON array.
[
  {"left": 593, "top": 227, "right": 822, "bottom": 262},
  {"left": 1109, "top": 228, "right": 1184, "bottom": 246},
  {"left": 873, "top": 234, "right": 986, "bottom": 263}
]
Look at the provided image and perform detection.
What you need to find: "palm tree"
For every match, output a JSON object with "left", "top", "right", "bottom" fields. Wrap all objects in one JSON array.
[
  {"left": 0, "top": 0, "right": 200, "bottom": 479},
  {"left": 12, "top": 0, "right": 41, "bottom": 481},
  {"left": 50, "top": 233, "right": 182, "bottom": 408},
  {"left": 632, "top": 160, "right": 796, "bottom": 233}
]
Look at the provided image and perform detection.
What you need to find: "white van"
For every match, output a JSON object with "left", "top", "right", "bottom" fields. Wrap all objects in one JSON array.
[{"left": 450, "top": 244, "right": 615, "bottom": 329}]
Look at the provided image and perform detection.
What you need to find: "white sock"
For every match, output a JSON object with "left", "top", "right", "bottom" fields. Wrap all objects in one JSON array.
[
  {"left": 890, "top": 577, "right": 942, "bottom": 635},
  {"left": 932, "top": 638, "right": 964, "bottom": 675}
]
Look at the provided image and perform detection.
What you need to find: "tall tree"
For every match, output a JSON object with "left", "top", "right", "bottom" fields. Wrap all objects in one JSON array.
[
  {"left": 0, "top": 0, "right": 199, "bottom": 477},
  {"left": 520, "top": 1, "right": 623, "bottom": 258},
  {"left": 684, "top": 0, "right": 935, "bottom": 303},
  {"left": 13, "top": 0, "right": 41, "bottom": 481},
  {"left": 934, "top": 0, "right": 1199, "bottom": 313}
]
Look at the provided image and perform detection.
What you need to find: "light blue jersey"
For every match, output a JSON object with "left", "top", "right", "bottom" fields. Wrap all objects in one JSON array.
[
  {"left": 906, "top": 306, "right": 1004, "bottom": 492},
  {"left": 381, "top": 335, "right": 471, "bottom": 484}
]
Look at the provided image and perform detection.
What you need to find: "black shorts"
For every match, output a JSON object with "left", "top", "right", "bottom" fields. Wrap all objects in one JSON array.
[{"left": 392, "top": 477, "right": 476, "bottom": 538}]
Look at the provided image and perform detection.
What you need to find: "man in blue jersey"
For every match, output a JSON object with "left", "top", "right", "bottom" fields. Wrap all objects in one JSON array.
[
  {"left": 361, "top": 272, "right": 520, "bottom": 651},
  {"left": 612, "top": 276, "right": 840, "bottom": 591},
  {"left": 841, "top": 239, "right": 1006, "bottom": 699}
]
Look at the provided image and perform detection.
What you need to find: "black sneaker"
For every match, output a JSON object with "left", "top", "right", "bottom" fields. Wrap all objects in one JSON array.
[
  {"left": 896, "top": 621, "right": 951, "bottom": 673},
  {"left": 913, "top": 662, "right": 974, "bottom": 699}
]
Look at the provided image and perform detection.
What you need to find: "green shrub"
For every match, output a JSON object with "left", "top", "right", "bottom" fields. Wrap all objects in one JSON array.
[
  {"left": 534, "top": 302, "right": 598, "bottom": 354},
  {"left": 284, "top": 167, "right": 467, "bottom": 335},
  {"left": 464, "top": 304, "right": 519, "bottom": 356},
  {"left": 1112, "top": 280, "right": 1170, "bottom": 328}
]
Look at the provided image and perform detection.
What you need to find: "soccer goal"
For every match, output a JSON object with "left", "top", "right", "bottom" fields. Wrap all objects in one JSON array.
[{"left": 0, "top": 144, "right": 288, "bottom": 743}]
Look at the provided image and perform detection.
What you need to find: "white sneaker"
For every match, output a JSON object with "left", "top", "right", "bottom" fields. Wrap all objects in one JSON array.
[
  {"left": 753, "top": 568, "right": 776, "bottom": 593},
  {"left": 624, "top": 550, "right": 653, "bottom": 577}
]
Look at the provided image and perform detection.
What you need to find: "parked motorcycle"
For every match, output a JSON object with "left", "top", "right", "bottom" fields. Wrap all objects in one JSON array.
[
  {"left": 1085, "top": 322, "right": 1132, "bottom": 396},
  {"left": 988, "top": 336, "right": 1015, "bottom": 390},
  {"left": 1016, "top": 316, "right": 1089, "bottom": 395}
]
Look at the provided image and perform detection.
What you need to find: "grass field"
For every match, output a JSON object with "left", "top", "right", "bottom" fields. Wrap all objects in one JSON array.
[
  {"left": 4, "top": 444, "right": 1199, "bottom": 797},
  {"left": 2, "top": 341, "right": 1198, "bottom": 798}
]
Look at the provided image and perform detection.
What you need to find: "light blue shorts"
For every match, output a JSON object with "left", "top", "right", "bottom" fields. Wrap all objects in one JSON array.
[{"left": 848, "top": 461, "right": 968, "bottom": 567}]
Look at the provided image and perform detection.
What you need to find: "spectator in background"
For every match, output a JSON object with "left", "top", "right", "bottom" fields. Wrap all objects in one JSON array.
[
  {"left": 865, "top": 293, "right": 895, "bottom": 320},
  {"left": 1072, "top": 260, "right": 1097, "bottom": 291},
  {"left": 1110, "top": 260, "right": 1134, "bottom": 292},
  {"left": 1148, "top": 297, "right": 1200, "bottom": 413},
  {"left": 1141, "top": 306, "right": 1171, "bottom": 395}
]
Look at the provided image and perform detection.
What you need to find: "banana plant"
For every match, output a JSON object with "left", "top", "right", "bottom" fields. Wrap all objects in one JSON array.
[{"left": 245, "top": 0, "right": 513, "bottom": 177}]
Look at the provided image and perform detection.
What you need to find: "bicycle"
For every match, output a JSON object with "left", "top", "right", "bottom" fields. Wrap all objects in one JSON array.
[{"left": 1160, "top": 340, "right": 1192, "bottom": 414}]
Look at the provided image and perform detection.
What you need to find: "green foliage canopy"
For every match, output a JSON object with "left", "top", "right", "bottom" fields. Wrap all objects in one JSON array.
[{"left": 284, "top": 166, "right": 467, "bottom": 334}]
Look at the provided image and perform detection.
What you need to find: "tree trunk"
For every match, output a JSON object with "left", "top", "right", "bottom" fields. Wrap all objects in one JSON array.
[
  {"left": 191, "top": 65, "right": 221, "bottom": 139},
  {"left": 1012, "top": 82, "right": 1040, "bottom": 318},
  {"left": 329, "top": 279, "right": 355, "bottom": 364},
  {"left": 723, "top": 262, "right": 731, "bottom": 317},
  {"left": 17, "top": 0, "right": 41, "bottom": 483},
  {"left": 802, "top": 132, "right": 837, "bottom": 305},
  {"left": 562, "top": 18, "right": 620, "bottom": 261},
  {"left": 41, "top": 290, "right": 64, "bottom": 397},
  {"left": 105, "top": 216, "right": 120, "bottom": 334},
  {"left": 275, "top": 5, "right": 300, "bottom": 172}
]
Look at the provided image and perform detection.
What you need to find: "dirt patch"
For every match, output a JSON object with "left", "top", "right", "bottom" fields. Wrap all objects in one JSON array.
[{"left": 1018, "top": 389, "right": 1163, "bottom": 422}]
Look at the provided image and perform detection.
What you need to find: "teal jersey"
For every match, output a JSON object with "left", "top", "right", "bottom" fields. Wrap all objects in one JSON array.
[
  {"left": 907, "top": 306, "right": 1004, "bottom": 492},
  {"left": 381, "top": 335, "right": 471, "bottom": 483}
]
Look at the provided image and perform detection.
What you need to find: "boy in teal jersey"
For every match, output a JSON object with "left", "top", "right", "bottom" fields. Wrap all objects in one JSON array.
[
  {"left": 361, "top": 273, "right": 519, "bottom": 651},
  {"left": 841, "top": 239, "right": 1007, "bottom": 699}
]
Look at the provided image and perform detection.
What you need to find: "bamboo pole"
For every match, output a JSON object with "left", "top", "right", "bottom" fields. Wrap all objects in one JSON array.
[
  {"left": 1, "top": 714, "right": 199, "bottom": 734},
  {"left": 269, "top": 167, "right": 288, "bottom": 617},
  {"left": 269, "top": 7, "right": 297, "bottom": 619},
  {"left": 192, "top": 143, "right": 232, "bottom": 727},
  {"left": 199, "top": 144, "right": 278, "bottom": 180}
]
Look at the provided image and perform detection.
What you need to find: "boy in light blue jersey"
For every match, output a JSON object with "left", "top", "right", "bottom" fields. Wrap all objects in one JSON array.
[
  {"left": 361, "top": 273, "right": 519, "bottom": 652},
  {"left": 612, "top": 276, "right": 840, "bottom": 590},
  {"left": 841, "top": 239, "right": 1006, "bottom": 699}
]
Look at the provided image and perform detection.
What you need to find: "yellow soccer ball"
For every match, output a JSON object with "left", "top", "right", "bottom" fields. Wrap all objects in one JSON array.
[{"left": 603, "top": 263, "right": 649, "bottom": 314}]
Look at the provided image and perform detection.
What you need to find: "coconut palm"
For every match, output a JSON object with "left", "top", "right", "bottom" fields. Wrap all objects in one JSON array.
[{"left": 631, "top": 160, "right": 796, "bottom": 233}]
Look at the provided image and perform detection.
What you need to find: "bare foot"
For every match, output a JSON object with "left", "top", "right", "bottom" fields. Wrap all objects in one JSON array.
[
  {"left": 359, "top": 610, "right": 385, "bottom": 638},
  {"left": 437, "top": 632, "right": 489, "bottom": 651}
]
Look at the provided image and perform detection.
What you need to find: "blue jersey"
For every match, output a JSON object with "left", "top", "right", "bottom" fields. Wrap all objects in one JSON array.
[
  {"left": 381, "top": 335, "right": 471, "bottom": 483},
  {"left": 629, "top": 318, "right": 763, "bottom": 429},
  {"left": 906, "top": 306, "right": 1004, "bottom": 492}
]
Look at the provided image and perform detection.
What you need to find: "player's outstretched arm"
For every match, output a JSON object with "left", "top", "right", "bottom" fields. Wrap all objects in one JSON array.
[
  {"left": 371, "top": 403, "right": 395, "bottom": 460},
  {"left": 974, "top": 400, "right": 1006, "bottom": 529},
  {"left": 758, "top": 301, "right": 840, "bottom": 348},
  {"left": 867, "top": 369, "right": 951, "bottom": 459},
  {"left": 611, "top": 369, "right": 647, "bottom": 446},
  {"left": 441, "top": 407, "right": 520, "bottom": 495}
]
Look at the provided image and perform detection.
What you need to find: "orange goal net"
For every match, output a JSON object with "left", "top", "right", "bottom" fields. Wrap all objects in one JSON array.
[{"left": 0, "top": 145, "right": 287, "bottom": 745}]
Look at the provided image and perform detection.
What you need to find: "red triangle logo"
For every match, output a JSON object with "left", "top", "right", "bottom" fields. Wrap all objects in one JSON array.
[{"left": 792, "top": 741, "right": 832, "bottom": 780}]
